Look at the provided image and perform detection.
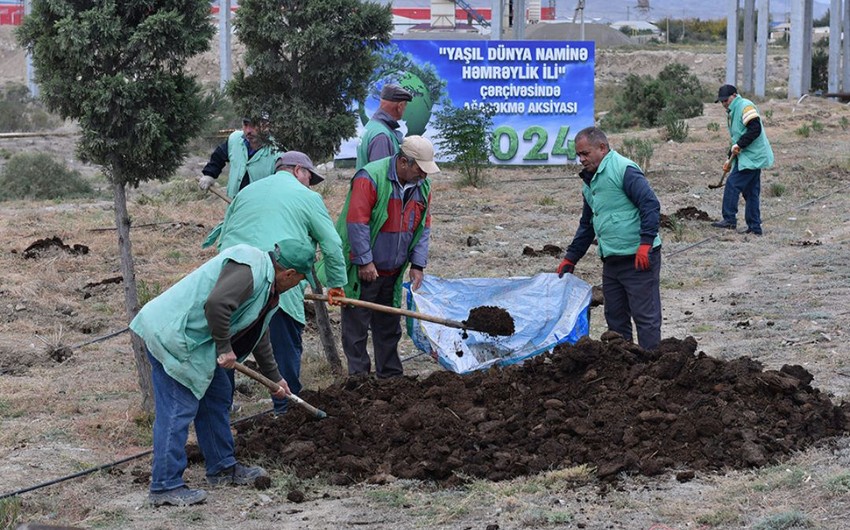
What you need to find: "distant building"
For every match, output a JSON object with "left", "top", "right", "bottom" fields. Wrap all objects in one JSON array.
[{"left": 609, "top": 20, "right": 662, "bottom": 36}]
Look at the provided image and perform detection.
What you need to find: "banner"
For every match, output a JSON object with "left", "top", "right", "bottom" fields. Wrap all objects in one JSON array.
[{"left": 337, "top": 40, "right": 595, "bottom": 166}]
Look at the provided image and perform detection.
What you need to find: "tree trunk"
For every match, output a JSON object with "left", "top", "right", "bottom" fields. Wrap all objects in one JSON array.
[
  {"left": 112, "top": 178, "right": 154, "bottom": 413},
  {"left": 310, "top": 269, "right": 343, "bottom": 376}
]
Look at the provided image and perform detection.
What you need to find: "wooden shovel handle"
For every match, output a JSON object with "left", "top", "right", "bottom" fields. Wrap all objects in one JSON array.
[
  {"left": 233, "top": 363, "right": 327, "bottom": 419},
  {"left": 306, "top": 293, "right": 470, "bottom": 331}
]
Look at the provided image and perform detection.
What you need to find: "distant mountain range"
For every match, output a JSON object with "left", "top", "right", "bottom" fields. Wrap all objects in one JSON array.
[{"left": 560, "top": 0, "right": 829, "bottom": 23}]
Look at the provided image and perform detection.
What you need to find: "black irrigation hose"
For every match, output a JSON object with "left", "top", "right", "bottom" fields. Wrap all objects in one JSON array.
[{"left": 0, "top": 408, "right": 273, "bottom": 501}]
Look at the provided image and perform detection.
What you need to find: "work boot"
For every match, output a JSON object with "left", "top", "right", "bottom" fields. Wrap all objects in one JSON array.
[
  {"left": 745, "top": 228, "right": 763, "bottom": 236},
  {"left": 711, "top": 220, "right": 736, "bottom": 229},
  {"left": 148, "top": 486, "right": 207, "bottom": 507},
  {"left": 206, "top": 463, "right": 268, "bottom": 486}
]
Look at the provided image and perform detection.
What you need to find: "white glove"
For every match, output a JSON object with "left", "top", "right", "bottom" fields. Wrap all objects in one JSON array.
[{"left": 198, "top": 175, "right": 216, "bottom": 191}]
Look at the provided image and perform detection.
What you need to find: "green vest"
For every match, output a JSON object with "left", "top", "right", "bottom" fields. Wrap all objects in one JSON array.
[
  {"left": 203, "top": 171, "right": 347, "bottom": 324},
  {"left": 320, "top": 157, "right": 430, "bottom": 307},
  {"left": 225, "top": 130, "right": 281, "bottom": 198},
  {"left": 129, "top": 245, "right": 276, "bottom": 399},
  {"left": 582, "top": 150, "right": 662, "bottom": 258},
  {"left": 356, "top": 119, "right": 400, "bottom": 170},
  {"left": 728, "top": 96, "right": 774, "bottom": 171}
]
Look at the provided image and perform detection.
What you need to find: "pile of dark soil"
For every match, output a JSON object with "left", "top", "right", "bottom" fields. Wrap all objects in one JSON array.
[
  {"left": 20, "top": 236, "right": 89, "bottom": 259},
  {"left": 463, "top": 306, "right": 515, "bottom": 336},
  {"left": 660, "top": 206, "right": 712, "bottom": 229},
  {"left": 236, "top": 335, "right": 850, "bottom": 484}
]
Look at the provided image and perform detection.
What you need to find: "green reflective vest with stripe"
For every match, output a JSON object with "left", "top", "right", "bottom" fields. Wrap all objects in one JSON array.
[
  {"left": 356, "top": 119, "right": 400, "bottom": 170},
  {"left": 728, "top": 96, "right": 774, "bottom": 171},
  {"left": 225, "top": 130, "right": 281, "bottom": 198},
  {"left": 582, "top": 150, "right": 662, "bottom": 258},
  {"left": 129, "top": 245, "right": 276, "bottom": 399}
]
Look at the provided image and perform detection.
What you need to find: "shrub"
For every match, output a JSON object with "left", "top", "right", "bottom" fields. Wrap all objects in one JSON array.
[
  {"left": 707, "top": 122, "right": 720, "bottom": 132},
  {"left": 767, "top": 182, "right": 787, "bottom": 197},
  {"left": 795, "top": 124, "right": 811, "bottom": 137},
  {"left": 0, "top": 152, "right": 93, "bottom": 201},
  {"left": 601, "top": 63, "right": 705, "bottom": 131},
  {"left": 840, "top": 116, "right": 849, "bottom": 130},
  {"left": 811, "top": 119, "right": 824, "bottom": 133},
  {"left": 434, "top": 104, "right": 494, "bottom": 187},
  {"left": 0, "top": 83, "right": 61, "bottom": 133},
  {"left": 619, "top": 137, "right": 654, "bottom": 172},
  {"left": 663, "top": 116, "right": 689, "bottom": 142}
]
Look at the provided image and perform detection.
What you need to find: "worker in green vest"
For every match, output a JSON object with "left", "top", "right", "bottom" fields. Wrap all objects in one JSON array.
[
  {"left": 355, "top": 84, "right": 413, "bottom": 170},
  {"left": 199, "top": 113, "right": 283, "bottom": 198},
  {"left": 711, "top": 84, "right": 774, "bottom": 235},
  {"left": 337, "top": 136, "right": 439, "bottom": 377},
  {"left": 130, "top": 238, "right": 315, "bottom": 506}
]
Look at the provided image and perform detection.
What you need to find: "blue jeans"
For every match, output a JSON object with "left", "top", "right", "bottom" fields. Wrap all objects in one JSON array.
[
  {"left": 722, "top": 163, "right": 762, "bottom": 233},
  {"left": 601, "top": 247, "right": 662, "bottom": 350},
  {"left": 148, "top": 350, "right": 236, "bottom": 492},
  {"left": 269, "top": 309, "right": 305, "bottom": 414}
]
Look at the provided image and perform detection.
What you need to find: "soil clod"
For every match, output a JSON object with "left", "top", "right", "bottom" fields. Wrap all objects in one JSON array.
[
  {"left": 23, "top": 236, "right": 89, "bottom": 259},
  {"left": 463, "top": 306, "right": 515, "bottom": 336}
]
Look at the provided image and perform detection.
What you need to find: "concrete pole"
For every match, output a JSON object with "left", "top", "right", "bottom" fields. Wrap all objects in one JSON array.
[
  {"left": 742, "top": 0, "right": 756, "bottom": 93},
  {"left": 844, "top": 0, "right": 850, "bottom": 90},
  {"left": 789, "top": 0, "right": 806, "bottom": 97},
  {"left": 802, "top": 0, "right": 813, "bottom": 92},
  {"left": 515, "top": 0, "right": 526, "bottom": 39},
  {"left": 24, "top": 0, "right": 38, "bottom": 98},
  {"left": 491, "top": 0, "right": 503, "bottom": 40},
  {"left": 829, "top": 0, "right": 841, "bottom": 93},
  {"left": 755, "top": 0, "right": 769, "bottom": 97},
  {"left": 219, "top": 0, "right": 232, "bottom": 91},
  {"left": 726, "top": 0, "right": 739, "bottom": 86}
]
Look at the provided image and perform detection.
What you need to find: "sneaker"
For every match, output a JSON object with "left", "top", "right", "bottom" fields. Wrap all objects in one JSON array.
[
  {"left": 711, "top": 220, "right": 736, "bottom": 229},
  {"left": 148, "top": 486, "right": 207, "bottom": 507},
  {"left": 207, "top": 463, "right": 268, "bottom": 486}
]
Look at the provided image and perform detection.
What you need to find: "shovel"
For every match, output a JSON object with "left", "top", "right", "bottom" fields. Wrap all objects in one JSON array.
[
  {"left": 708, "top": 155, "right": 735, "bottom": 189},
  {"left": 305, "top": 293, "right": 488, "bottom": 333},
  {"left": 233, "top": 363, "right": 328, "bottom": 419}
]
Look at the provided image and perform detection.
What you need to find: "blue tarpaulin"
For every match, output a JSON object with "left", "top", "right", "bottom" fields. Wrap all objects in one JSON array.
[{"left": 406, "top": 273, "right": 592, "bottom": 373}]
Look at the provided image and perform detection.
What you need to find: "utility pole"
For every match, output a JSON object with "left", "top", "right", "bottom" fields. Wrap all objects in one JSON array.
[
  {"left": 219, "top": 0, "right": 232, "bottom": 91},
  {"left": 24, "top": 0, "right": 38, "bottom": 97}
]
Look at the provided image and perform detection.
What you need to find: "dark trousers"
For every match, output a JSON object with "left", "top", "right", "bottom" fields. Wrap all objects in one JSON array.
[
  {"left": 601, "top": 247, "right": 662, "bottom": 350},
  {"left": 341, "top": 274, "right": 403, "bottom": 378},
  {"left": 722, "top": 164, "right": 762, "bottom": 233},
  {"left": 268, "top": 308, "right": 305, "bottom": 414}
]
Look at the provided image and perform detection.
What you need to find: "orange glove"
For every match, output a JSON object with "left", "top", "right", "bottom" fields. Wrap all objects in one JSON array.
[
  {"left": 635, "top": 244, "right": 651, "bottom": 271},
  {"left": 326, "top": 287, "right": 346, "bottom": 306},
  {"left": 556, "top": 258, "right": 575, "bottom": 278}
]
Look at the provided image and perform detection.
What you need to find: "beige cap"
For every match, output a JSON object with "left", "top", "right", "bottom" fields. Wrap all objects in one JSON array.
[{"left": 400, "top": 136, "right": 440, "bottom": 175}]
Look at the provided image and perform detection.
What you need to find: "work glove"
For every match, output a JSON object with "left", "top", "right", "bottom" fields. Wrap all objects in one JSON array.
[
  {"left": 556, "top": 258, "right": 575, "bottom": 278},
  {"left": 635, "top": 244, "right": 651, "bottom": 271},
  {"left": 326, "top": 287, "right": 346, "bottom": 306},
  {"left": 730, "top": 144, "right": 741, "bottom": 156},
  {"left": 198, "top": 175, "right": 216, "bottom": 191}
]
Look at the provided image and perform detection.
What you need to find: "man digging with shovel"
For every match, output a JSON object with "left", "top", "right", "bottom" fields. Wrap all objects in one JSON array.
[{"left": 130, "top": 238, "right": 315, "bottom": 506}]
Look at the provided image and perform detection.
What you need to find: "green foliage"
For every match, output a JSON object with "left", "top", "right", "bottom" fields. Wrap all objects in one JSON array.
[
  {"left": 796, "top": 123, "right": 811, "bottom": 138},
  {"left": 0, "top": 497, "right": 22, "bottom": 529},
  {"left": 660, "top": 17, "right": 727, "bottom": 43},
  {"left": 619, "top": 137, "right": 654, "bottom": 172},
  {"left": 137, "top": 279, "right": 163, "bottom": 307},
  {"left": 825, "top": 472, "right": 850, "bottom": 493},
  {"left": 435, "top": 104, "right": 494, "bottom": 187},
  {"left": 707, "top": 122, "right": 720, "bottom": 132},
  {"left": 811, "top": 42, "right": 829, "bottom": 92},
  {"left": 0, "top": 83, "right": 60, "bottom": 132},
  {"left": 762, "top": 108, "right": 773, "bottom": 122},
  {"left": 840, "top": 116, "right": 849, "bottom": 130},
  {"left": 16, "top": 1, "right": 215, "bottom": 187},
  {"left": 0, "top": 152, "right": 93, "bottom": 201},
  {"left": 230, "top": 0, "right": 393, "bottom": 162},
  {"left": 664, "top": 117, "right": 689, "bottom": 142},
  {"left": 601, "top": 63, "right": 705, "bottom": 131},
  {"left": 811, "top": 119, "right": 824, "bottom": 133},
  {"left": 767, "top": 182, "right": 787, "bottom": 197},
  {"left": 751, "top": 510, "right": 812, "bottom": 530}
]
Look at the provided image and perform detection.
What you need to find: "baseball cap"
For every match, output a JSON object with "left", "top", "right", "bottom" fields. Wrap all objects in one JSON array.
[
  {"left": 400, "top": 136, "right": 440, "bottom": 175},
  {"left": 275, "top": 151, "right": 325, "bottom": 185},
  {"left": 272, "top": 237, "right": 317, "bottom": 289},
  {"left": 716, "top": 84, "right": 737, "bottom": 103},
  {"left": 380, "top": 84, "right": 413, "bottom": 102},
  {"left": 242, "top": 112, "right": 271, "bottom": 125}
]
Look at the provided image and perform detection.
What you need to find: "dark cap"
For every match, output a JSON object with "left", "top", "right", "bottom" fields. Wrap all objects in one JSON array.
[
  {"left": 380, "top": 84, "right": 413, "bottom": 102},
  {"left": 716, "top": 84, "right": 737, "bottom": 103},
  {"left": 273, "top": 237, "right": 317, "bottom": 289},
  {"left": 242, "top": 112, "right": 271, "bottom": 125},
  {"left": 275, "top": 151, "right": 325, "bottom": 186}
]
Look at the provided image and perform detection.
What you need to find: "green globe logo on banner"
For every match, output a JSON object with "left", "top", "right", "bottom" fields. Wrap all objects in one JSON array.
[{"left": 359, "top": 72, "right": 433, "bottom": 137}]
